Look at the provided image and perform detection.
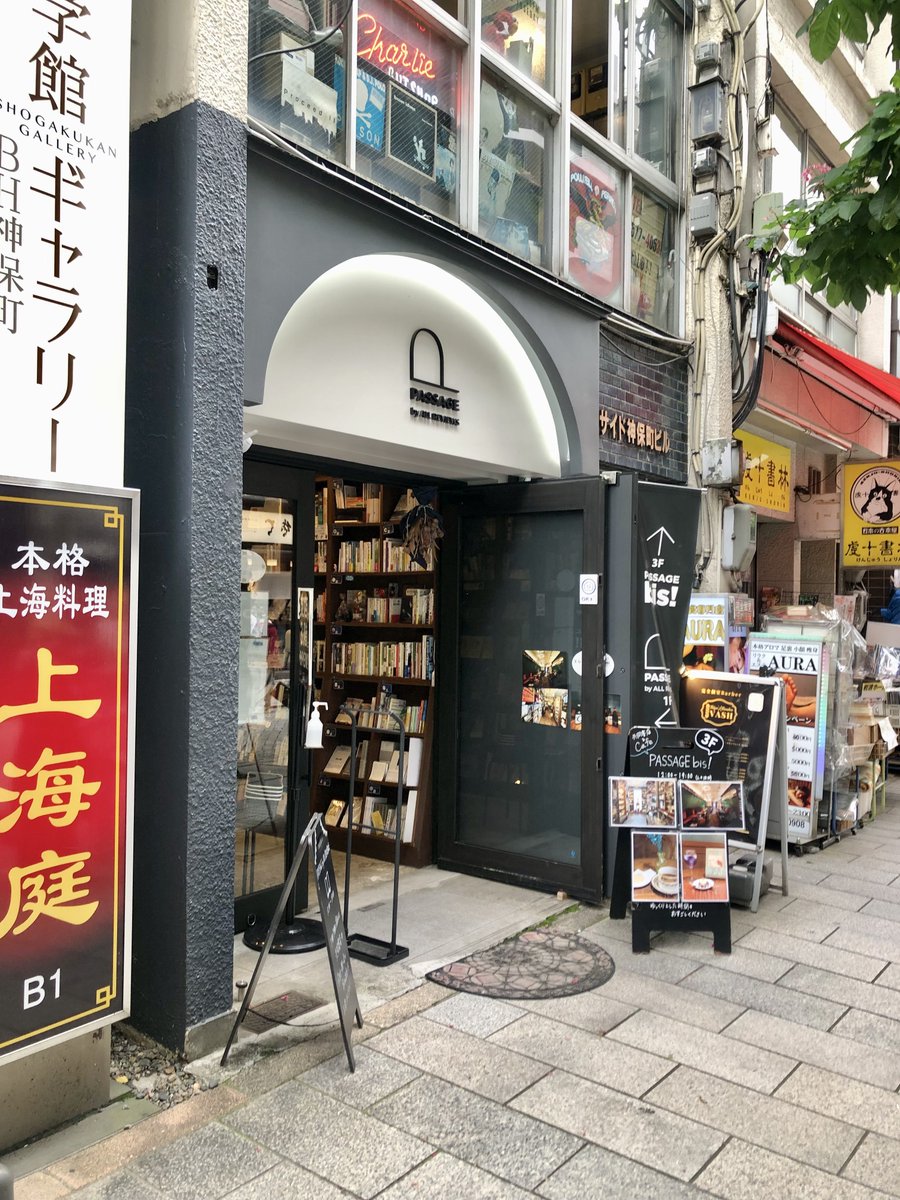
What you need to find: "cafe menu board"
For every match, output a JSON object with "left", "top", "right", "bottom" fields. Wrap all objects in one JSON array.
[{"left": 745, "top": 633, "right": 827, "bottom": 841}]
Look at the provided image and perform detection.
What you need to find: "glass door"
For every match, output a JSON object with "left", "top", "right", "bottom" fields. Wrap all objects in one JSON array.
[
  {"left": 437, "top": 479, "right": 605, "bottom": 899},
  {"left": 235, "top": 461, "right": 315, "bottom": 930}
]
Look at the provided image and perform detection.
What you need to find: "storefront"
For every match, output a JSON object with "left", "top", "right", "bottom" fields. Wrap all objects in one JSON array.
[{"left": 234, "top": 141, "right": 690, "bottom": 926}]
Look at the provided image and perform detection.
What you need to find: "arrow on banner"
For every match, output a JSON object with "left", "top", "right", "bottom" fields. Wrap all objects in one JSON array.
[
  {"left": 654, "top": 705, "right": 676, "bottom": 726},
  {"left": 646, "top": 526, "right": 675, "bottom": 557}
]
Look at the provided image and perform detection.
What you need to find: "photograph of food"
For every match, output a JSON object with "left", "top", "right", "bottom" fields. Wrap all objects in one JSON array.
[
  {"left": 631, "top": 832, "right": 679, "bottom": 903},
  {"left": 610, "top": 776, "right": 677, "bottom": 828},
  {"left": 680, "top": 832, "right": 729, "bottom": 902},
  {"left": 678, "top": 780, "right": 745, "bottom": 830}
]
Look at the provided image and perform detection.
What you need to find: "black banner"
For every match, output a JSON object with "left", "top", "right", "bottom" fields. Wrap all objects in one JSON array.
[{"left": 633, "top": 483, "right": 701, "bottom": 728}]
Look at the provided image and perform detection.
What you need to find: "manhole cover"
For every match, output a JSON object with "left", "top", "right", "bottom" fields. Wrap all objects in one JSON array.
[
  {"left": 427, "top": 929, "right": 615, "bottom": 999},
  {"left": 244, "top": 990, "right": 319, "bottom": 1033}
]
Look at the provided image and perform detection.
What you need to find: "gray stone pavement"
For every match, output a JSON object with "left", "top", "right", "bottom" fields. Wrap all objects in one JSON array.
[{"left": 9, "top": 788, "right": 900, "bottom": 1199}]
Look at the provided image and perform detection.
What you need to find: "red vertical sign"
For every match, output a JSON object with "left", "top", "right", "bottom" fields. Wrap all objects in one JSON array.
[{"left": 0, "top": 480, "right": 137, "bottom": 1064}]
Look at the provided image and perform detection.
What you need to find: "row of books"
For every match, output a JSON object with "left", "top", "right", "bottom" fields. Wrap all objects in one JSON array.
[
  {"left": 324, "top": 791, "right": 418, "bottom": 842},
  {"left": 335, "top": 693, "right": 429, "bottom": 733},
  {"left": 335, "top": 587, "right": 433, "bottom": 625},
  {"left": 336, "top": 538, "right": 381, "bottom": 572},
  {"left": 331, "top": 636, "right": 434, "bottom": 680},
  {"left": 333, "top": 480, "right": 381, "bottom": 521},
  {"left": 314, "top": 541, "right": 328, "bottom": 574},
  {"left": 322, "top": 737, "right": 423, "bottom": 786}
]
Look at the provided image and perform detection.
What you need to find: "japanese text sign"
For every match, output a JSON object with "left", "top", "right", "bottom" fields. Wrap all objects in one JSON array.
[
  {"left": 841, "top": 460, "right": 900, "bottom": 568},
  {"left": 0, "top": 1, "right": 131, "bottom": 487},
  {"left": 0, "top": 478, "right": 137, "bottom": 1064},
  {"left": 736, "top": 429, "right": 792, "bottom": 514}
]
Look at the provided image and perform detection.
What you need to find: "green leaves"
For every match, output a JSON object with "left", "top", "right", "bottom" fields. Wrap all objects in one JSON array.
[{"left": 801, "top": 0, "right": 897, "bottom": 61}]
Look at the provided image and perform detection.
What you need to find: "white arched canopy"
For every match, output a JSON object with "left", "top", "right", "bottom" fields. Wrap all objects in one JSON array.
[{"left": 252, "top": 254, "right": 569, "bottom": 480}]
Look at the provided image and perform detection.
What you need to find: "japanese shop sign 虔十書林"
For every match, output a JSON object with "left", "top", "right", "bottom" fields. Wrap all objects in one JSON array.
[
  {"left": 735, "top": 429, "right": 792, "bottom": 514},
  {"left": 841, "top": 460, "right": 900, "bottom": 568},
  {"left": 0, "top": 1, "right": 130, "bottom": 487},
  {"left": 0, "top": 480, "right": 136, "bottom": 1065}
]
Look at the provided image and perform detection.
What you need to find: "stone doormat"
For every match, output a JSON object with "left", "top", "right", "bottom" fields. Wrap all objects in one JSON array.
[
  {"left": 244, "top": 990, "right": 319, "bottom": 1033},
  {"left": 426, "top": 929, "right": 615, "bottom": 999}
]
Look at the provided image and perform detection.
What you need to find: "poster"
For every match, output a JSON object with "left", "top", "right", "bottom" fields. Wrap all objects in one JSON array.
[
  {"left": 841, "top": 460, "right": 900, "bottom": 568},
  {"left": 634, "top": 483, "right": 702, "bottom": 728},
  {"left": 388, "top": 85, "right": 436, "bottom": 179},
  {"left": 0, "top": 479, "right": 137, "bottom": 1064},
  {"left": 568, "top": 152, "right": 621, "bottom": 300},
  {"left": 746, "top": 633, "right": 826, "bottom": 840},
  {"left": 521, "top": 650, "right": 569, "bottom": 727},
  {"left": 682, "top": 594, "right": 727, "bottom": 672}
]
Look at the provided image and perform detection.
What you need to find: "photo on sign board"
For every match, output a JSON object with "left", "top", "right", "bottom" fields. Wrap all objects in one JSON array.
[
  {"left": 610, "top": 776, "right": 677, "bottom": 828},
  {"left": 523, "top": 649, "right": 568, "bottom": 688},
  {"left": 678, "top": 780, "right": 745, "bottom": 831},
  {"left": 680, "top": 832, "right": 730, "bottom": 902},
  {"left": 522, "top": 686, "right": 570, "bottom": 727},
  {"left": 631, "top": 832, "right": 679, "bottom": 902},
  {"left": 604, "top": 694, "right": 623, "bottom": 733},
  {"left": 777, "top": 672, "right": 817, "bottom": 724}
]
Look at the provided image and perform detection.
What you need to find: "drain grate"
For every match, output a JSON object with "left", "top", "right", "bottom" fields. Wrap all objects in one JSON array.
[
  {"left": 427, "top": 930, "right": 615, "bottom": 1000},
  {"left": 244, "top": 990, "right": 319, "bottom": 1033}
]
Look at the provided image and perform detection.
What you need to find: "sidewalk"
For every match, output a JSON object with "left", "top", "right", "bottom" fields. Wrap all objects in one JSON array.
[{"left": 9, "top": 791, "right": 900, "bottom": 1200}]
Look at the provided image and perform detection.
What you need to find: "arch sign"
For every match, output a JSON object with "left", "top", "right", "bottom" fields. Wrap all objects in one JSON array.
[{"left": 254, "top": 255, "right": 568, "bottom": 481}]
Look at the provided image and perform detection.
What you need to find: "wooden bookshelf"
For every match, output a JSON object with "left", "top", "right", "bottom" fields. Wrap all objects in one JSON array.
[{"left": 310, "top": 476, "right": 436, "bottom": 868}]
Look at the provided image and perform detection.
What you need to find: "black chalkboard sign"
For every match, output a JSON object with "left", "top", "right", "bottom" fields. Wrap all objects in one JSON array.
[
  {"left": 310, "top": 815, "right": 363, "bottom": 1069},
  {"left": 221, "top": 814, "right": 363, "bottom": 1071},
  {"left": 388, "top": 84, "right": 436, "bottom": 178}
]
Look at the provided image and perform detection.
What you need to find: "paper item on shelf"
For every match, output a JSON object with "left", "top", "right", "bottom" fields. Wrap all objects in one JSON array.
[
  {"left": 402, "top": 790, "right": 418, "bottom": 842},
  {"left": 406, "top": 738, "right": 423, "bottom": 788},
  {"left": 369, "top": 760, "right": 387, "bottom": 783},
  {"left": 323, "top": 745, "right": 351, "bottom": 775},
  {"left": 878, "top": 717, "right": 898, "bottom": 751}
]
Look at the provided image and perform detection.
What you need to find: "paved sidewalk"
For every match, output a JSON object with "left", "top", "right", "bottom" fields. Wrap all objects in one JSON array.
[{"left": 10, "top": 791, "right": 900, "bottom": 1200}]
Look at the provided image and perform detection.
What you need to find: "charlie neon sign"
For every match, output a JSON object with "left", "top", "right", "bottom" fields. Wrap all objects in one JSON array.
[{"left": 357, "top": 11, "right": 437, "bottom": 80}]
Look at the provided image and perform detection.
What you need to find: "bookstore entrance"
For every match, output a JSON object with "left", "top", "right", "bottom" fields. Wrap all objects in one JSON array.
[{"left": 238, "top": 461, "right": 605, "bottom": 931}]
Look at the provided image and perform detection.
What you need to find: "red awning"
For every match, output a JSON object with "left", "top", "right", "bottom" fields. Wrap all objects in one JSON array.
[{"left": 776, "top": 315, "right": 900, "bottom": 413}]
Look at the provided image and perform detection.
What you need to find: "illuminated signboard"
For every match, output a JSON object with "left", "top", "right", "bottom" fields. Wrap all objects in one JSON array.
[
  {"left": 356, "top": 0, "right": 451, "bottom": 109},
  {"left": 0, "top": 479, "right": 137, "bottom": 1064}
]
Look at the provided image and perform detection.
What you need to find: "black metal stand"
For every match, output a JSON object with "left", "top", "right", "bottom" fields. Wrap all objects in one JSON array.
[{"left": 340, "top": 705, "right": 409, "bottom": 967}]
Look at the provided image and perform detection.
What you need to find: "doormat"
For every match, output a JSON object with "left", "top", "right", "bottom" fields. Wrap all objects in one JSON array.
[
  {"left": 426, "top": 929, "right": 615, "bottom": 999},
  {"left": 244, "top": 990, "right": 320, "bottom": 1033}
]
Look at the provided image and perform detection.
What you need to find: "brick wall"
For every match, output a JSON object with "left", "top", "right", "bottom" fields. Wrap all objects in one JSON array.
[{"left": 597, "top": 326, "right": 689, "bottom": 482}]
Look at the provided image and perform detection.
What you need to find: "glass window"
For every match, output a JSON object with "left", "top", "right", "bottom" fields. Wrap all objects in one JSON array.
[
  {"left": 571, "top": 0, "right": 612, "bottom": 140},
  {"left": 482, "top": 1, "right": 553, "bottom": 91},
  {"left": 769, "top": 107, "right": 803, "bottom": 206},
  {"left": 630, "top": 185, "right": 676, "bottom": 330},
  {"left": 633, "top": 0, "right": 682, "bottom": 180},
  {"left": 479, "top": 72, "right": 550, "bottom": 266},
  {"left": 248, "top": 0, "right": 350, "bottom": 161},
  {"left": 830, "top": 318, "right": 857, "bottom": 354},
  {"left": 353, "top": 0, "right": 461, "bottom": 220},
  {"left": 569, "top": 141, "right": 623, "bottom": 304}
]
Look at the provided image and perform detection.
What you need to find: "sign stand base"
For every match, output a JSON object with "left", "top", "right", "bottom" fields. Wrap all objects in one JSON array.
[
  {"left": 242, "top": 917, "right": 326, "bottom": 955},
  {"left": 348, "top": 934, "right": 409, "bottom": 966},
  {"left": 631, "top": 902, "right": 732, "bottom": 953}
]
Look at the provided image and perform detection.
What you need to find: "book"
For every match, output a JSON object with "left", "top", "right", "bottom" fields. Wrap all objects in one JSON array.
[
  {"left": 324, "top": 799, "right": 345, "bottom": 827},
  {"left": 369, "top": 760, "right": 387, "bottom": 783},
  {"left": 323, "top": 745, "right": 351, "bottom": 776},
  {"left": 384, "top": 750, "right": 401, "bottom": 784},
  {"left": 402, "top": 790, "right": 418, "bottom": 842}
]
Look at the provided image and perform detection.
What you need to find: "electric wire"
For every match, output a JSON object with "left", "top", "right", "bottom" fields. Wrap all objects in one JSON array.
[{"left": 248, "top": 0, "right": 354, "bottom": 61}]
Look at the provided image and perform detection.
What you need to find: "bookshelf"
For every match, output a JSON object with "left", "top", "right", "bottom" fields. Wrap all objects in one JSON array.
[{"left": 310, "top": 476, "right": 436, "bottom": 868}]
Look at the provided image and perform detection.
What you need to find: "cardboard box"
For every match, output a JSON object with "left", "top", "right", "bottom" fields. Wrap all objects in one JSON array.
[{"left": 847, "top": 722, "right": 875, "bottom": 746}]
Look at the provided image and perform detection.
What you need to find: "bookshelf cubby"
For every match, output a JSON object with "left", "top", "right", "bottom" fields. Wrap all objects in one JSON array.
[{"left": 310, "top": 476, "right": 436, "bottom": 868}]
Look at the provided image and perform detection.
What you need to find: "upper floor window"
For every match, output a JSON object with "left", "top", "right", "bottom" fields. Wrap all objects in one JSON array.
[{"left": 248, "top": 0, "right": 688, "bottom": 334}]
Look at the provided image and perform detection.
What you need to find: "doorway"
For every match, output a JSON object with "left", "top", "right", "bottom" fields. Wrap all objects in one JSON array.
[
  {"left": 437, "top": 478, "right": 605, "bottom": 900},
  {"left": 236, "top": 461, "right": 315, "bottom": 931}
]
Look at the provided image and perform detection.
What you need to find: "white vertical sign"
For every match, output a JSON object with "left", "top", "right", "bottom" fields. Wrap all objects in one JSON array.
[{"left": 0, "top": 1, "right": 131, "bottom": 487}]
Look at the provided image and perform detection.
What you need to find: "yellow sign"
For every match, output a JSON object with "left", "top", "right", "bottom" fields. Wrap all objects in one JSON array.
[
  {"left": 841, "top": 460, "right": 900, "bottom": 567},
  {"left": 736, "top": 429, "right": 792, "bottom": 513}
]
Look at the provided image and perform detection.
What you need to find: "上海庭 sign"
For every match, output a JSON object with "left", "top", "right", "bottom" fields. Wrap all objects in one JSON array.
[{"left": 0, "top": 479, "right": 136, "bottom": 1064}]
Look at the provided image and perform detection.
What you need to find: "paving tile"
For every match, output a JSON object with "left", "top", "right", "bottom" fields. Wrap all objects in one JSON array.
[
  {"left": 592, "top": 966, "right": 744, "bottom": 1032},
  {"left": 371, "top": 1074, "right": 582, "bottom": 1191},
  {"left": 421, "top": 993, "right": 528, "bottom": 1037},
  {"left": 736, "top": 927, "right": 887, "bottom": 982},
  {"left": 694, "top": 1137, "right": 884, "bottom": 1200},
  {"left": 506, "top": 989, "right": 636, "bottom": 1035},
  {"left": 368, "top": 1015, "right": 549, "bottom": 1102},
  {"left": 680, "top": 964, "right": 846, "bottom": 1030},
  {"left": 128, "top": 1123, "right": 279, "bottom": 1200},
  {"left": 537, "top": 1143, "right": 707, "bottom": 1199},
  {"left": 579, "top": 928, "right": 699, "bottom": 983},
  {"left": 364, "top": 981, "right": 448, "bottom": 1028},
  {"left": 842, "top": 1132, "right": 900, "bottom": 1194},
  {"left": 15, "top": 1174, "right": 72, "bottom": 1200},
  {"left": 776, "top": 1063, "right": 900, "bottom": 1139},
  {"left": 825, "top": 921, "right": 900, "bottom": 964},
  {"left": 220, "top": 1161, "right": 354, "bottom": 1199},
  {"left": 819, "top": 874, "right": 900, "bottom": 906},
  {"left": 225, "top": 1082, "right": 430, "bottom": 1199},
  {"left": 780, "top": 880, "right": 868, "bottom": 912},
  {"left": 645, "top": 1065, "right": 863, "bottom": 1172},
  {"left": 824, "top": 857, "right": 900, "bottom": 885},
  {"left": 297, "top": 1045, "right": 420, "bottom": 1107},
  {"left": 778, "top": 963, "right": 900, "bottom": 1021},
  {"left": 606, "top": 1009, "right": 794, "bottom": 1093},
  {"left": 639, "top": 931, "right": 794, "bottom": 983},
  {"left": 860, "top": 897, "right": 900, "bottom": 924},
  {"left": 879, "top": 963, "right": 900, "bottom": 990},
  {"left": 510, "top": 1069, "right": 725, "bottom": 1181},
  {"left": 726, "top": 1009, "right": 900, "bottom": 1089},
  {"left": 378, "top": 1151, "right": 535, "bottom": 1199},
  {"left": 729, "top": 900, "right": 842, "bottom": 944},
  {"left": 69, "top": 1175, "right": 166, "bottom": 1200},
  {"left": 831, "top": 1006, "right": 900, "bottom": 1055},
  {"left": 489, "top": 1011, "right": 674, "bottom": 1097}
]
